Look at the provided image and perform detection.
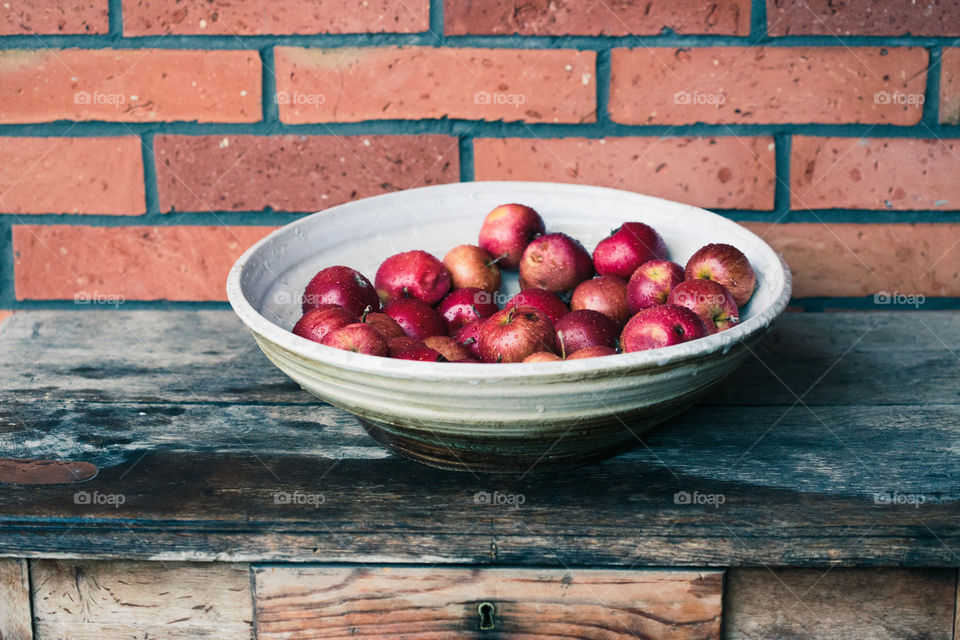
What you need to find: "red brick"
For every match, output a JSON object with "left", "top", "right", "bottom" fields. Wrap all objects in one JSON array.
[
  {"left": 743, "top": 223, "right": 960, "bottom": 298},
  {"left": 941, "top": 49, "right": 960, "bottom": 126},
  {"left": 0, "top": 137, "right": 145, "bottom": 215},
  {"left": 0, "top": 0, "right": 108, "bottom": 35},
  {"left": 791, "top": 136, "right": 960, "bottom": 210},
  {"left": 123, "top": 0, "right": 428, "bottom": 35},
  {"left": 609, "top": 47, "right": 928, "bottom": 125},
  {"left": 474, "top": 136, "right": 776, "bottom": 210},
  {"left": 446, "top": 0, "right": 749, "bottom": 36},
  {"left": 274, "top": 46, "right": 596, "bottom": 124},
  {"left": 0, "top": 49, "right": 261, "bottom": 124},
  {"left": 767, "top": 0, "right": 960, "bottom": 36},
  {"left": 155, "top": 134, "right": 460, "bottom": 212},
  {"left": 12, "top": 225, "right": 274, "bottom": 301}
]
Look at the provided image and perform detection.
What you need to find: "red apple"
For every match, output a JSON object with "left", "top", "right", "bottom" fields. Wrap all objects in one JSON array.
[
  {"left": 626, "top": 259, "right": 684, "bottom": 313},
  {"left": 321, "top": 323, "right": 389, "bottom": 356},
  {"left": 620, "top": 304, "right": 707, "bottom": 353},
  {"left": 443, "top": 244, "right": 502, "bottom": 294},
  {"left": 593, "top": 222, "right": 668, "bottom": 279},
  {"left": 667, "top": 279, "right": 740, "bottom": 335},
  {"left": 292, "top": 305, "right": 356, "bottom": 344},
  {"left": 567, "top": 345, "right": 618, "bottom": 359},
  {"left": 519, "top": 232, "right": 594, "bottom": 292},
  {"left": 437, "top": 287, "right": 499, "bottom": 335},
  {"left": 383, "top": 298, "right": 446, "bottom": 340},
  {"left": 684, "top": 243, "right": 757, "bottom": 307},
  {"left": 388, "top": 336, "right": 419, "bottom": 357},
  {"left": 555, "top": 309, "right": 619, "bottom": 356},
  {"left": 523, "top": 351, "right": 563, "bottom": 363},
  {"left": 478, "top": 306, "right": 557, "bottom": 363},
  {"left": 374, "top": 250, "right": 451, "bottom": 306},
  {"left": 454, "top": 320, "right": 484, "bottom": 359},
  {"left": 478, "top": 203, "right": 545, "bottom": 270},
  {"left": 424, "top": 336, "right": 471, "bottom": 362},
  {"left": 361, "top": 311, "right": 405, "bottom": 342},
  {"left": 301, "top": 265, "right": 379, "bottom": 316},
  {"left": 394, "top": 344, "right": 446, "bottom": 362},
  {"left": 570, "top": 276, "right": 630, "bottom": 327},
  {"left": 505, "top": 288, "right": 569, "bottom": 325}
]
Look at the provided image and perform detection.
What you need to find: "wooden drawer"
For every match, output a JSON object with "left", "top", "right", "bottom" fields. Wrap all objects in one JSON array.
[{"left": 253, "top": 566, "right": 723, "bottom": 639}]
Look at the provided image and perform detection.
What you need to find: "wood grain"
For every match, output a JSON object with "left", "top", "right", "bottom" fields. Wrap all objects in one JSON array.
[
  {"left": 30, "top": 560, "right": 253, "bottom": 639},
  {"left": 254, "top": 566, "right": 722, "bottom": 639},
  {"left": 723, "top": 568, "right": 956, "bottom": 640},
  {"left": 0, "top": 558, "right": 32, "bottom": 640},
  {"left": 0, "top": 310, "right": 959, "bottom": 566}
]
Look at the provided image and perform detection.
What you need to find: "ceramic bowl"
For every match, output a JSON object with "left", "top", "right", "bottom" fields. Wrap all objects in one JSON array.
[{"left": 227, "top": 182, "right": 792, "bottom": 472}]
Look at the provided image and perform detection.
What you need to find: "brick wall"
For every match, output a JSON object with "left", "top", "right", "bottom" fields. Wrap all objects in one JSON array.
[{"left": 2, "top": 0, "right": 959, "bottom": 311}]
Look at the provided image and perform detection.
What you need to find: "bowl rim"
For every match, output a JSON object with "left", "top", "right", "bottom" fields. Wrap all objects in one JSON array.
[{"left": 226, "top": 181, "right": 793, "bottom": 381}]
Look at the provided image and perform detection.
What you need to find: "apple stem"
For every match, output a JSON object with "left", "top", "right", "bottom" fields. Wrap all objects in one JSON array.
[
  {"left": 505, "top": 306, "right": 517, "bottom": 323},
  {"left": 558, "top": 331, "right": 567, "bottom": 359},
  {"left": 487, "top": 252, "right": 509, "bottom": 267},
  {"left": 360, "top": 305, "right": 372, "bottom": 322}
]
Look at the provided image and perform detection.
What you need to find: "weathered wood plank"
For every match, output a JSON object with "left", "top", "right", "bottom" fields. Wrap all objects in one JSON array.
[
  {"left": 1, "top": 310, "right": 959, "bottom": 407},
  {"left": 724, "top": 568, "right": 956, "bottom": 640},
  {"left": 0, "top": 558, "right": 32, "bottom": 640},
  {"left": 30, "top": 560, "right": 253, "bottom": 639},
  {"left": 0, "top": 449, "right": 959, "bottom": 566},
  {"left": 254, "top": 566, "right": 722, "bottom": 639}
]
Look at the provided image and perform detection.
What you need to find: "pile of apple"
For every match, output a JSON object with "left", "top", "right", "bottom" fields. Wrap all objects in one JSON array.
[{"left": 291, "top": 203, "right": 756, "bottom": 363}]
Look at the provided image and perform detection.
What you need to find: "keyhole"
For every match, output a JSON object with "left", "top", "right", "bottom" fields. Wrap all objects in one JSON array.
[{"left": 478, "top": 601, "right": 495, "bottom": 630}]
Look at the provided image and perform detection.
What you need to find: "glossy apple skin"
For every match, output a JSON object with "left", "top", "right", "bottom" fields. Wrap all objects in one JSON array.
[
  {"left": 478, "top": 305, "right": 557, "bottom": 363},
  {"left": 362, "top": 311, "right": 405, "bottom": 341},
  {"left": 424, "top": 336, "right": 471, "bottom": 362},
  {"left": 620, "top": 304, "right": 707, "bottom": 352},
  {"left": 626, "top": 260, "right": 684, "bottom": 313},
  {"left": 555, "top": 309, "right": 619, "bottom": 355},
  {"left": 321, "top": 323, "right": 389, "bottom": 357},
  {"left": 684, "top": 243, "right": 757, "bottom": 308},
  {"left": 570, "top": 276, "right": 630, "bottom": 327},
  {"left": 301, "top": 266, "right": 379, "bottom": 316},
  {"left": 667, "top": 279, "right": 740, "bottom": 335},
  {"left": 519, "top": 232, "right": 595, "bottom": 292},
  {"left": 443, "top": 244, "right": 501, "bottom": 294},
  {"left": 505, "top": 288, "right": 569, "bottom": 325},
  {"left": 394, "top": 344, "right": 446, "bottom": 361},
  {"left": 374, "top": 250, "right": 451, "bottom": 306},
  {"left": 383, "top": 298, "right": 447, "bottom": 340},
  {"left": 437, "top": 287, "right": 500, "bottom": 335},
  {"left": 567, "top": 345, "right": 618, "bottom": 359},
  {"left": 523, "top": 351, "right": 563, "bottom": 363},
  {"left": 593, "top": 222, "right": 668, "bottom": 279},
  {"left": 292, "top": 305, "right": 356, "bottom": 344},
  {"left": 454, "top": 320, "right": 484, "bottom": 359},
  {"left": 478, "top": 203, "right": 545, "bottom": 270},
  {"left": 388, "top": 336, "right": 419, "bottom": 357}
]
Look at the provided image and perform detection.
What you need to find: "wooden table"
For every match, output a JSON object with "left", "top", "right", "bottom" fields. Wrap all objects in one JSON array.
[{"left": 1, "top": 310, "right": 958, "bottom": 639}]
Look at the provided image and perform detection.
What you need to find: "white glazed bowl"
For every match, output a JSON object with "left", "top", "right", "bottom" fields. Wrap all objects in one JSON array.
[{"left": 227, "top": 182, "right": 792, "bottom": 472}]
